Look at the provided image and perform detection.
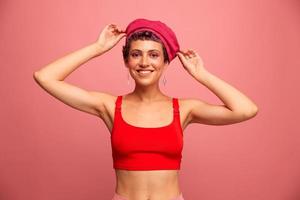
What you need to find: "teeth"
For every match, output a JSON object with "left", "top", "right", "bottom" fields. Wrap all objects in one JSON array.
[
  {"left": 137, "top": 70, "right": 153, "bottom": 73},
  {"left": 139, "top": 71, "right": 151, "bottom": 74}
]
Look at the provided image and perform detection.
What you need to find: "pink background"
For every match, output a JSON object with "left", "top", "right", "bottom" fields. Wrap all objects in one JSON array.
[{"left": 1, "top": 0, "right": 299, "bottom": 200}]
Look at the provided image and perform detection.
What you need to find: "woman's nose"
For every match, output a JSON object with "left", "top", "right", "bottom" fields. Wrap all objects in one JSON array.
[{"left": 140, "top": 55, "right": 149, "bottom": 66}]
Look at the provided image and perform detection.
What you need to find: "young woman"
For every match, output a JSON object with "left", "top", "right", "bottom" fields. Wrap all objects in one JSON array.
[{"left": 34, "top": 18, "right": 258, "bottom": 200}]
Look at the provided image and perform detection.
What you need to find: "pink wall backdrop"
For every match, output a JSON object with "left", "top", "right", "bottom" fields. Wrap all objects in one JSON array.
[{"left": 1, "top": 0, "right": 299, "bottom": 200}]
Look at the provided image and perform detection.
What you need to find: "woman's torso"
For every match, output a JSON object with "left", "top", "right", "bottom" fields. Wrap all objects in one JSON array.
[
  {"left": 114, "top": 169, "right": 181, "bottom": 200},
  {"left": 99, "top": 94, "right": 191, "bottom": 199}
]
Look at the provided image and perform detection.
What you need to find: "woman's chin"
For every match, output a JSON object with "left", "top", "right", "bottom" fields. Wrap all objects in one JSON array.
[{"left": 134, "top": 79, "right": 156, "bottom": 86}]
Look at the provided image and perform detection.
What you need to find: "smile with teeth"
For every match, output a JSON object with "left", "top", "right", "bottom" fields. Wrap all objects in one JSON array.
[{"left": 136, "top": 69, "right": 154, "bottom": 75}]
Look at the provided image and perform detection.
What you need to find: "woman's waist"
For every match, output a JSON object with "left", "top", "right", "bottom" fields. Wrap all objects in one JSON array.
[{"left": 115, "top": 169, "right": 181, "bottom": 194}]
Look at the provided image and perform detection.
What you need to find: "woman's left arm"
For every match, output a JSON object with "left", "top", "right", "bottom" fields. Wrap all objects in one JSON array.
[{"left": 177, "top": 49, "right": 258, "bottom": 125}]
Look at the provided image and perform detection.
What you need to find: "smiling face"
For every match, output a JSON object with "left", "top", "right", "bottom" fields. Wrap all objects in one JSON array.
[{"left": 125, "top": 39, "right": 168, "bottom": 86}]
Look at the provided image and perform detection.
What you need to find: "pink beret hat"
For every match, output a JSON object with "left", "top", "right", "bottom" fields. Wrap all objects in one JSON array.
[{"left": 125, "top": 18, "right": 180, "bottom": 63}]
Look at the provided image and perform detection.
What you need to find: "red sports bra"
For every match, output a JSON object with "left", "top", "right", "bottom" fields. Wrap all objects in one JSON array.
[{"left": 111, "top": 95, "right": 184, "bottom": 170}]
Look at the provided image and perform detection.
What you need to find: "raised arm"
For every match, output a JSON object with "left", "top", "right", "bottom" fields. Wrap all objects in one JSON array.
[
  {"left": 177, "top": 49, "right": 258, "bottom": 126},
  {"left": 33, "top": 24, "right": 126, "bottom": 118}
]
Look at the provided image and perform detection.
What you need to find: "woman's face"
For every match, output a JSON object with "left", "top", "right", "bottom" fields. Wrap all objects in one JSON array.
[{"left": 125, "top": 39, "right": 168, "bottom": 86}]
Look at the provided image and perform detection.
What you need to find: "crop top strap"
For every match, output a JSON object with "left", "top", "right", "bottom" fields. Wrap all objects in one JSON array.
[
  {"left": 115, "top": 95, "right": 122, "bottom": 111},
  {"left": 173, "top": 98, "right": 180, "bottom": 114}
]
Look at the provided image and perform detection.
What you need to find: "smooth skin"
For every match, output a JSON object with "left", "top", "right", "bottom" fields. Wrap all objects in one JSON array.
[{"left": 33, "top": 23, "right": 258, "bottom": 200}]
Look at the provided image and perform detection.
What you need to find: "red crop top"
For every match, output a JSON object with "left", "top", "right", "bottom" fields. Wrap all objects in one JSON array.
[{"left": 110, "top": 95, "right": 184, "bottom": 170}]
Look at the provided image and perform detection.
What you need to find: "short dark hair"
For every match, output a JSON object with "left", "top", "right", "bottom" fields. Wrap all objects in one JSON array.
[{"left": 122, "top": 30, "right": 169, "bottom": 64}]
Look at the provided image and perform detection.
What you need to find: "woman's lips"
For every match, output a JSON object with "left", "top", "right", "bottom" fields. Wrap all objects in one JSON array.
[{"left": 136, "top": 70, "right": 154, "bottom": 76}]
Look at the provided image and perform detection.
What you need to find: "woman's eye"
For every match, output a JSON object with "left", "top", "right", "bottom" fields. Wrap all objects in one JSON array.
[
  {"left": 131, "top": 53, "right": 139, "bottom": 57},
  {"left": 130, "top": 53, "right": 158, "bottom": 58}
]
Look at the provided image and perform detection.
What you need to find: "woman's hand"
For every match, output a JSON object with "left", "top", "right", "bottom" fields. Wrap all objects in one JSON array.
[
  {"left": 95, "top": 23, "right": 126, "bottom": 54},
  {"left": 176, "top": 49, "right": 208, "bottom": 82}
]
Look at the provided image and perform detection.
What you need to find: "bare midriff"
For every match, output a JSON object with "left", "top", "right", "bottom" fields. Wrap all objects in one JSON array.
[{"left": 114, "top": 169, "right": 182, "bottom": 200}]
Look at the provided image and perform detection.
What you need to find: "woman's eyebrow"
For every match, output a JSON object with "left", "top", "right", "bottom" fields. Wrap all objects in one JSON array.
[{"left": 130, "top": 49, "right": 160, "bottom": 52}]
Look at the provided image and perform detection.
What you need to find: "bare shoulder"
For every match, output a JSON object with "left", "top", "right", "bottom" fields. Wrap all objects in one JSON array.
[
  {"left": 177, "top": 97, "right": 192, "bottom": 111},
  {"left": 177, "top": 97, "right": 217, "bottom": 126},
  {"left": 89, "top": 91, "right": 117, "bottom": 118},
  {"left": 177, "top": 97, "right": 207, "bottom": 109},
  {"left": 178, "top": 97, "right": 210, "bottom": 111},
  {"left": 176, "top": 97, "right": 198, "bottom": 127}
]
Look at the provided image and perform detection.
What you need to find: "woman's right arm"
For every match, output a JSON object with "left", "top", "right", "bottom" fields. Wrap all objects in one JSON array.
[{"left": 33, "top": 24, "right": 126, "bottom": 118}]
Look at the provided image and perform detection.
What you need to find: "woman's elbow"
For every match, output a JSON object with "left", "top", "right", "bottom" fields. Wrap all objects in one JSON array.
[{"left": 244, "top": 106, "right": 259, "bottom": 119}]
